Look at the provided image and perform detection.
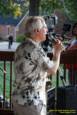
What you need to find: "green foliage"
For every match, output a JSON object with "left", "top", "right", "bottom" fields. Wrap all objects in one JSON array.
[
  {"left": 40, "top": 0, "right": 77, "bottom": 21},
  {"left": 21, "top": 0, "right": 29, "bottom": 14},
  {"left": 0, "top": 0, "right": 22, "bottom": 18},
  {"left": 16, "top": 35, "right": 25, "bottom": 42},
  {"left": 40, "top": 0, "right": 63, "bottom": 15},
  {"left": 0, "top": 0, "right": 77, "bottom": 21},
  {"left": 64, "top": 0, "right": 77, "bottom": 21}
]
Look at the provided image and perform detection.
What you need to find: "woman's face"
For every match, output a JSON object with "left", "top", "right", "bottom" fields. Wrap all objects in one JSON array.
[
  {"left": 38, "top": 21, "right": 48, "bottom": 42},
  {"left": 40, "top": 26, "right": 48, "bottom": 41},
  {"left": 32, "top": 18, "right": 48, "bottom": 42}
]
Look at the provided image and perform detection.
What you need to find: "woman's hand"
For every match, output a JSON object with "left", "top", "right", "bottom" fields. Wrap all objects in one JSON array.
[{"left": 53, "top": 39, "right": 65, "bottom": 53}]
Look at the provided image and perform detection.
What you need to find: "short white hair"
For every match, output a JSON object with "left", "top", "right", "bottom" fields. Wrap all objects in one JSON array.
[{"left": 25, "top": 16, "right": 47, "bottom": 37}]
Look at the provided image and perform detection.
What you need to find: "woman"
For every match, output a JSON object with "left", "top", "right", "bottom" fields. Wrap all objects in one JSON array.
[{"left": 12, "top": 16, "right": 64, "bottom": 115}]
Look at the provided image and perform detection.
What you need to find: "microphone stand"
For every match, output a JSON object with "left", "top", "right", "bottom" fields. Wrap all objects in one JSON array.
[
  {"left": 54, "top": 67, "right": 66, "bottom": 115},
  {"left": 54, "top": 70, "right": 59, "bottom": 115}
]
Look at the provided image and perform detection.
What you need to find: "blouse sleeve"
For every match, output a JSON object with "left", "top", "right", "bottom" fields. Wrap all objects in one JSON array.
[{"left": 31, "top": 47, "right": 54, "bottom": 71}]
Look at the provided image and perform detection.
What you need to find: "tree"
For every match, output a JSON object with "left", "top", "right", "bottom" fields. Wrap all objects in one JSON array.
[
  {"left": 0, "top": 0, "right": 77, "bottom": 21},
  {"left": 63, "top": 0, "right": 77, "bottom": 21},
  {"left": 29, "top": 0, "right": 41, "bottom": 16},
  {"left": 40, "top": 0, "right": 63, "bottom": 15},
  {"left": 0, "top": 0, "right": 22, "bottom": 18},
  {"left": 40, "top": 0, "right": 77, "bottom": 21}
]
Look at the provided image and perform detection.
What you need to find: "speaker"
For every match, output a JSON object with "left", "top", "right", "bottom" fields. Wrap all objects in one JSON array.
[
  {"left": 57, "top": 86, "right": 77, "bottom": 109},
  {"left": 47, "top": 87, "right": 55, "bottom": 110},
  {"left": 47, "top": 85, "right": 77, "bottom": 115}
]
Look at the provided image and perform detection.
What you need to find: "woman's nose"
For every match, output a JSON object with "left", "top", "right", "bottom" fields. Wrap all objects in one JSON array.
[{"left": 45, "top": 28, "right": 48, "bottom": 34}]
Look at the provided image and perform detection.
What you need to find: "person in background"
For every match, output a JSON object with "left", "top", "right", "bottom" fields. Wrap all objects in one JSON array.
[
  {"left": 66, "top": 23, "right": 77, "bottom": 85},
  {"left": 12, "top": 16, "right": 64, "bottom": 115},
  {"left": 8, "top": 35, "right": 13, "bottom": 49},
  {"left": 67, "top": 23, "right": 77, "bottom": 49}
]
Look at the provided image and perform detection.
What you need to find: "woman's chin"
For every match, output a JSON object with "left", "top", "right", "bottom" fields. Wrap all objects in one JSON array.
[{"left": 43, "top": 37, "right": 46, "bottom": 41}]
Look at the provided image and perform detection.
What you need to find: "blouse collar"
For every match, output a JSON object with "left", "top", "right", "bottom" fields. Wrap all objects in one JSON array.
[{"left": 28, "top": 38, "right": 41, "bottom": 47}]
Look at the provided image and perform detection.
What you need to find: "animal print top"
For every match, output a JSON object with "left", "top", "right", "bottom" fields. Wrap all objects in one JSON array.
[{"left": 12, "top": 38, "right": 54, "bottom": 108}]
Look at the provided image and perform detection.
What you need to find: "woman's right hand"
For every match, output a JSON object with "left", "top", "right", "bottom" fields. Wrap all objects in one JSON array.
[{"left": 53, "top": 39, "right": 65, "bottom": 54}]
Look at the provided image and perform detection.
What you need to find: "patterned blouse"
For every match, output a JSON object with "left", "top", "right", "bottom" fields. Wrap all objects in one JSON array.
[{"left": 12, "top": 38, "right": 54, "bottom": 108}]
